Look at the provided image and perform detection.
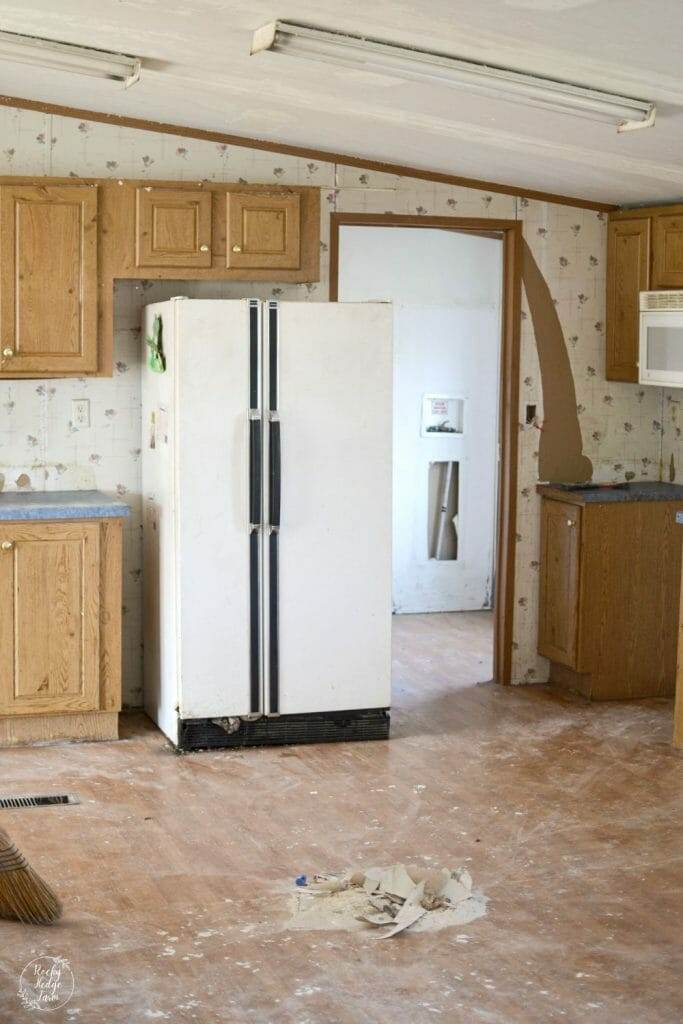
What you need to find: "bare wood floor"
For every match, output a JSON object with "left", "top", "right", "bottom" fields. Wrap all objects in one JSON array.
[{"left": 0, "top": 611, "right": 681, "bottom": 1024}]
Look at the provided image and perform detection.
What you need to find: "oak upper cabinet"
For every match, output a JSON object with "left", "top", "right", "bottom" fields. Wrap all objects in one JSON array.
[
  {"left": 538, "top": 499, "right": 582, "bottom": 667},
  {"left": 226, "top": 192, "right": 301, "bottom": 270},
  {"left": 0, "top": 521, "right": 101, "bottom": 716},
  {"left": 0, "top": 184, "right": 98, "bottom": 376},
  {"left": 0, "top": 177, "right": 319, "bottom": 378},
  {"left": 652, "top": 213, "right": 683, "bottom": 288},
  {"left": 136, "top": 187, "right": 212, "bottom": 268},
  {"left": 606, "top": 217, "right": 650, "bottom": 382}
]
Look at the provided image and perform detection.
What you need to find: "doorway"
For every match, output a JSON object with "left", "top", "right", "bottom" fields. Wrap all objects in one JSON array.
[{"left": 330, "top": 214, "right": 521, "bottom": 686}]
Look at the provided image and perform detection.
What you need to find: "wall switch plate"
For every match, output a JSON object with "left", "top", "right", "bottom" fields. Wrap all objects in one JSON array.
[{"left": 72, "top": 399, "right": 90, "bottom": 427}]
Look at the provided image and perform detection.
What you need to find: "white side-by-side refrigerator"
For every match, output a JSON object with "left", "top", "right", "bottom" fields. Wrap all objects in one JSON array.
[{"left": 141, "top": 298, "right": 393, "bottom": 749}]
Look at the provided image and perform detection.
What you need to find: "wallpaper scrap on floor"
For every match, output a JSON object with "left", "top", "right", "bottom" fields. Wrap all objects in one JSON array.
[{"left": 0, "top": 105, "right": 667, "bottom": 701}]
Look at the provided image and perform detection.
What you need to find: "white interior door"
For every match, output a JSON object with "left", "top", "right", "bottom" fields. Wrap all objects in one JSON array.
[
  {"left": 270, "top": 302, "right": 393, "bottom": 715},
  {"left": 176, "top": 299, "right": 254, "bottom": 718}
]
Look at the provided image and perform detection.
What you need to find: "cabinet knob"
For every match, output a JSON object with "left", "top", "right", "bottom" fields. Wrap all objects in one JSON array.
[
  {"left": 232, "top": 244, "right": 242, "bottom": 253},
  {"left": 199, "top": 244, "right": 209, "bottom": 252},
  {"left": 566, "top": 519, "right": 575, "bottom": 527},
  {"left": 1, "top": 541, "right": 13, "bottom": 551},
  {"left": 2, "top": 348, "right": 13, "bottom": 357}
]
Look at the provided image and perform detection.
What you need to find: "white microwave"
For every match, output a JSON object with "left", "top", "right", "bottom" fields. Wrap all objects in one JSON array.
[{"left": 639, "top": 291, "right": 683, "bottom": 386}]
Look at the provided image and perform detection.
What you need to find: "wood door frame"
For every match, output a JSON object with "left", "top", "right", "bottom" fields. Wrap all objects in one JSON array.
[{"left": 329, "top": 212, "right": 522, "bottom": 685}]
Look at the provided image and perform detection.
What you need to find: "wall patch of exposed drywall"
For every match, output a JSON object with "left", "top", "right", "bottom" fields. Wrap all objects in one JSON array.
[{"left": 522, "top": 239, "right": 593, "bottom": 484}]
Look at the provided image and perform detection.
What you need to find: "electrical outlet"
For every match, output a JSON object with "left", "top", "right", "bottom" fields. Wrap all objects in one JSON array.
[{"left": 72, "top": 399, "right": 90, "bottom": 428}]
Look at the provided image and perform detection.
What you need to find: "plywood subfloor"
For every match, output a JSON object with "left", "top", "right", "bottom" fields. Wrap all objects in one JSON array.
[{"left": 0, "top": 611, "right": 681, "bottom": 1023}]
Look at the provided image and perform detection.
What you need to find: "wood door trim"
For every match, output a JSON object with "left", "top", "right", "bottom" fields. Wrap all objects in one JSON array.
[
  {"left": 329, "top": 212, "right": 522, "bottom": 685},
  {"left": 0, "top": 94, "right": 616, "bottom": 213}
]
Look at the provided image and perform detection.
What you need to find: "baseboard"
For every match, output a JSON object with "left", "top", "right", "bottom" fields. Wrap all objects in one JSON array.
[
  {"left": 177, "top": 708, "right": 390, "bottom": 751},
  {"left": 0, "top": 710, "right": 119, "bottom": 747}
]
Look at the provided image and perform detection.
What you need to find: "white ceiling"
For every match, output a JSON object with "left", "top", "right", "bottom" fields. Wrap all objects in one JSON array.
[{"left": 0, "top": 0, "right": 681, "bottom": 205}]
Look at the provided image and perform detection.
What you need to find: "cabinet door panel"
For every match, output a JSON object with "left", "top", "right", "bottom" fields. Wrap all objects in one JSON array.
[
  {"left": 226, "top": 193, "right": 300, "bottom": 269},
  {"left": 0, "top": 522, "right": 100, "bottom": 715},
  {"left": 652, "top": 214, "right": 683, "bottom": 288},
  {"left": 0, "top": 185, "right": 98, "bottom": 375},
  {"left": 538, "top": 501, "right": 581, "bottom": 667},
  {"left": 136, "top": 188, "right": 212, "bottom": 267},
  {"left": 606, "top": 218, "right": 650, "bottom": 382}
]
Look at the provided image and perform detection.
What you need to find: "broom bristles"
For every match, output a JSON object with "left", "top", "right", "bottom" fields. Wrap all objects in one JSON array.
[{"left": 0, "top": 828, "right": 62, "bottom": 925}]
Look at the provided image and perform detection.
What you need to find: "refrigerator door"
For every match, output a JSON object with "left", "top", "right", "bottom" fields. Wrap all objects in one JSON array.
[
  {"left": 142, "top": 300, "right": 181, "bottom": 745},
  {"left": 176, "top": 298, "right": 262, "bottom": 719},
  {"left": 265, "top": 301, "right": 393, "bottom": 715}
]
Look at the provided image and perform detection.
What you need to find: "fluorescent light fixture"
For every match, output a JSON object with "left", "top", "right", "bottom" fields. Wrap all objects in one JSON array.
[
  {"left": 252, "top": 21, "right": 655, "bottom": 132},
  {"left": 0, "top": 30, "right": 141, "bottom": 88}
]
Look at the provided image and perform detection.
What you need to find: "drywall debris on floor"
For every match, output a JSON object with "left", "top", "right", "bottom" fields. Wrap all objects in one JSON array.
[{"left": 288, "top": 863, "right": 486, "bottom": 937}]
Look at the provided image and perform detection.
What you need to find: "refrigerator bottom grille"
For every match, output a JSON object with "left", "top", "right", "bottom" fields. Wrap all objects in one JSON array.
[{"left": 177, "top": 709, "right": 390, "bottom": 750}]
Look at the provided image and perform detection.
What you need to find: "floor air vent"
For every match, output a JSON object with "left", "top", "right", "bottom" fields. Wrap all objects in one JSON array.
[{"left": 0, "top": 794, "right": 80, "bottom": 809}]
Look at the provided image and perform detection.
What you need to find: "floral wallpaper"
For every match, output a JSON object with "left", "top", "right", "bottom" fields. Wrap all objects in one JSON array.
[{"left": 0, "top": 105, "right": 668, "bottom": 702}]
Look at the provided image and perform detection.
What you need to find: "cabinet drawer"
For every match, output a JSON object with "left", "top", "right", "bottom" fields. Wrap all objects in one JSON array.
[
  {"left": 226, "top": 192, "right": 301, "bottom": 269},
  {"left": 0, "top": 522, "right": 101, "bottom": 715},
  {"left": 136, "top": 187, "right": 212, "bottom": 268},
  {"left": 538, "top": 500, "right": 582, "bottom": 667}
]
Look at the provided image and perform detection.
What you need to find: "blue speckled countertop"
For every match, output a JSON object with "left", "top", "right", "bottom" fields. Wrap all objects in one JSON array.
[
  {"left": 0, "top": 490, "right": 130, "bottom": 521},
  {"left": 538, "top": 481, "right": 683, "bottom": 504}
]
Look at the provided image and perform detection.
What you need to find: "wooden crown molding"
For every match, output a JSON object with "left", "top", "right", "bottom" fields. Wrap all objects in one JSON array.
[{"left": 0, "top": 93, "right": 616, "bottom": 213}]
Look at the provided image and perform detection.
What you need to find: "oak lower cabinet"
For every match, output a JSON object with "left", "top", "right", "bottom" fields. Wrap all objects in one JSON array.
[
  {"left": 0, "top": 492, "right": 129, "bottom": 746},
  {"left": 537, "top": 499, "right": 582, "bottom": 666},
  {"left": 537, "top": 483, "right": 683, "bottom": 700}
]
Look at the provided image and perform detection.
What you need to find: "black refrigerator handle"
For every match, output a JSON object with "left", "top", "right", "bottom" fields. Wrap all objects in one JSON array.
[
  {"left": 249, "top": 417, "right": 262, "bottom": 527},
  {"left": 268, "top": 419, "right": 280, "bottom": 713},
  {"left": 269, "top": 419, "right": 281, "bottom": 529},
  {"left": 248, "top": 414, "right": 262, "bottom": 715}
]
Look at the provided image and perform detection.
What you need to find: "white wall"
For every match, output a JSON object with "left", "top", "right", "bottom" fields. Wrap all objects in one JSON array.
[
  {"left": 337, "top": 227, "right": 503, "bottom": 613},
  {"left": 338, "top": 227, "right": 502, "bottom": 307}
]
